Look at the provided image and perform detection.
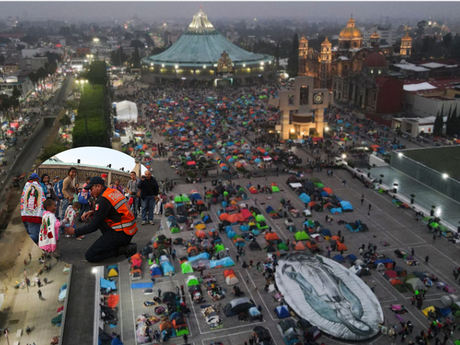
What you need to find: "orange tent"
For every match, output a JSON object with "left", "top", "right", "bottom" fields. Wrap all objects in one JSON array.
[
  {"left": 187, "top": 246, "right": 199, "bottom": 254},
  {"left": 337, "top": 242, "right": 348, "bottom": 251},
  {"left": 107, "top": 294, "right": 120, "bottom": 308},
  {"left": 227, "top": 213, "right": 244, "bottom": 223},
  {"left": 306, "top": 241, "right": 318, "bottom": 250},
  {"left": 195, "top": 230, "right": 206, "bottom": 239},
  {"left": 265, "top": 232, "right": 280, "bottom": 241},
  {"left": 219, "top": 213, "right": 230, "bottom": 221},
  {"left": 159, "top": 321, "right": 174, "bottom": 331},
  {"left": 308, "top": 201, "right": 316, "bottom": 208},
  {"left": 223, "top": 269, "right": 235, "bottom": 278},
  {"left": 323, "top": 187, "right": 333, "bottom": 195},
  {"left": 294, "top": 241, "right": 306, "bottom": 251},
  {"left": 331, "top": 236, "right": 340, "bottom": 241}
]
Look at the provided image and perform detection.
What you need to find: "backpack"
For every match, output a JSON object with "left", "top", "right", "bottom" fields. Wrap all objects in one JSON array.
[
  {"left": 78, "top": 190, "right": 89, "bottom": 204},
  {"left": 54, "top": 180, "right": 64, "bottom": 199}
]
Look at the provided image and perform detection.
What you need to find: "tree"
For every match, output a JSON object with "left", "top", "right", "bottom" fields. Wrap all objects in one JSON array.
[
  {"left": 287, "top": 33, "right": 299, "bottom": 78},
  {"left": 0, "top": 94, "right": 13, "bottom": 120},
  {"left": 110, "top": 47, "right": 128, "bottom": 67},
  {"left": 59, "top": 114, "right": 72, "bottom": 126},
  {"left": 446, "top": 105, "right": 458, "bottom": 136},
  {"left": 415, "top": 20, "right": 427, "bottom": 38},
  {"left": 131, "top": 47, "right": 141, "bottom": 68},
  {"left": 433, "top": 110, "right": 444, "bottom": 136}
]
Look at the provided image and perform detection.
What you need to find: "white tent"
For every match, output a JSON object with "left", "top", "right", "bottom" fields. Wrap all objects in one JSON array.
[{"left": 115, "top": 101, "right": 138, "bottom": 122}]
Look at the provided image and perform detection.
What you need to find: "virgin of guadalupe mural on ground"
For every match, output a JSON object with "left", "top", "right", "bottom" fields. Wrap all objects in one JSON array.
[{"left": 275, "top": 253, "right": 383, "bottom": 341}]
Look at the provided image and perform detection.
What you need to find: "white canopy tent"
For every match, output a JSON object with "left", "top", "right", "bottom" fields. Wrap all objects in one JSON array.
[{"left": 115, "top": 101, "right": 138, "bottom": 122}]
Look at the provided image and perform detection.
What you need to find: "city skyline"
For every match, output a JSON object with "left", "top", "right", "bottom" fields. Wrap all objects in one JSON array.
[{"left": 0, "top": 1, "right": 458, "bottom": 22}]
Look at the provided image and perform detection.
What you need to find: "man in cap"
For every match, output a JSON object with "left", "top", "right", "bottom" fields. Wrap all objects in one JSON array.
[
  {"left": 65, "top": 176, "right": 137, "bottom": 262},
  {"left": 101, "top": 173, "right": 108, "bottom": 184},
  {"left": 21, "top": 173, "right": 46, "bottom": 244}
]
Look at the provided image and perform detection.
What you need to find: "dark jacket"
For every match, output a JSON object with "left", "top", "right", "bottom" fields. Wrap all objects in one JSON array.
[{"left": 138, "top": 176, "right": 159, "bottom": 199}]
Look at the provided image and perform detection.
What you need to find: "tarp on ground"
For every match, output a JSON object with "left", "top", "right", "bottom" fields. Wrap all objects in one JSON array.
[
  {"left": 210, "top": 257, "right": 235, "bottom": 268},
  {"left": 101, "top": 278, "right": 116, "bottom": 291},
  {"left": 340, "top": 201, "right": 353, "bottom": 211}
]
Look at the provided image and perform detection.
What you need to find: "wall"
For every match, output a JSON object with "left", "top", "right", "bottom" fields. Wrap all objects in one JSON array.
[
  {"left": 376, "top": 78, "right": 404, "bottom": 114},
  {"left": 369, "top": 154, "right": 389, "bottom": 167},
  {"left": 390, "top": 151, "right": 460, "bottom": 203}
]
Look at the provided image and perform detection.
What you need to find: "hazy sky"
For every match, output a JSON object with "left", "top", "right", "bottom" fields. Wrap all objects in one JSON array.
[
  {"left": 0, "top": 1, "right": 458, "bottom": 22},
  {"left": 52, "top": 147, "right": 147, "bottom": 173}
]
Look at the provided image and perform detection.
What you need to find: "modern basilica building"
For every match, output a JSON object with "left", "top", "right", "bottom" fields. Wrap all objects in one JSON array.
[{"left": 141, "top": 8, "right": 276, "bottom": 86}]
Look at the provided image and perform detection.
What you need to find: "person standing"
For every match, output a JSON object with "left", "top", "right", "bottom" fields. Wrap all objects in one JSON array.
[
  {"left": 60, "top": 167, "right": 77, "bottom": 234},
  {"left": 111, "top": 179, "right": 124, "bottom": 194},
  {"left": 158, "top": 288, "right": 162, "bottom": 298},
  {"left": 183, "top": 334, "right": 188, "bottom": 345},
  {"left": 21, "top": 173, "right": 46, "bottom": 244},
  {"left": 127, "top": 171, "right": 140, "bottom": 219},
  {"left": 138, "top": 170, "right": 159, "bottom": 225},
  {"left": 361, "top": 194, "right": 364, "bottom": 205},
  {"left": 37, "top": 289, "right": 45, "bottom": 300},
  {"left": 425, "top": 256, "right": 429, "bottom": 264},
  {"left": 53, "top": 176, "right": 61, "bottom": 219}
]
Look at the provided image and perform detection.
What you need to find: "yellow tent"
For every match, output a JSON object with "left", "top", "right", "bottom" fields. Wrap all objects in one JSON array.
[
  {"left": 108, "top": 268, "right": 119, "bottom": 278},
  {"left": 422, "top": 306, "right": 435, "bottom": 317},
  {"left": 195, "top": 223, "right": 206, "bottom": 230}
]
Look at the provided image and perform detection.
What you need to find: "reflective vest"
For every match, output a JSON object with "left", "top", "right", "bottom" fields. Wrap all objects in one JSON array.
[{"left": 101, "top": 187, "right": 138, "bottom": 236}]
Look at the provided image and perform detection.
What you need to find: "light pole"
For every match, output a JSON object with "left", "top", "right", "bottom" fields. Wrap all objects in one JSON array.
[{"left": 75, "top": 79, "right": 89, "bottom": 145}]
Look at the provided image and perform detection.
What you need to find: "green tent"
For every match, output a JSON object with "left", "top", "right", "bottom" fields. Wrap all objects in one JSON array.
[
  {"left": 186, "top": 275, "right": 200, "bottom": 286},
  {"left": 295, "top": 231, "right": 310, "bottom": 241},
  {"left": 277, "top": 243, "right": 289, "bottom": 251},
  {"left": 223, "top": 191, "right": 229, "bottom": 196},
  {"left": 176, "top": 327, "right": 190, "bottom": 336},
  {"left": 215, "top": 244, "right": 225, "bottom": 253},
  {"left": 314, "top": 183, "right": 325, "bottom": 188},
  {"left": 272, "top": 186, "right": 280, "bottom": 192},
  {"left": 174, "top": 195, "right": 182, "bottom": 203},
  {"left": 429, "top": 222, "right": 439, "bottom": 229},
  {"left": 256, "top": 215, "right": 266, "bottom": 223},
  {"left": 181, "top": 262, "right": 194, "bottom": 274},
  {"left": 181, "top": 194, "right": 190, "bottom": 203},
  {"left": 257, "top": 223, "right": 269, "bottom": 230},
  {"left": 170, "top": 227, "right": 180, "bottom": 234}
]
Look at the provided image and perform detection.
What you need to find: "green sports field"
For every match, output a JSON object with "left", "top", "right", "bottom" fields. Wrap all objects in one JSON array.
[{"left": 402, "top": 146, "right": 460, "bottom": 181}]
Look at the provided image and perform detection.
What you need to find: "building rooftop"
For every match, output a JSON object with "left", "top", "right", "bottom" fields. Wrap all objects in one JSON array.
[
  {"left": 393, "top": 62, "right": 430, "bottom": 72},
  {"left": 403, "top": 82, "right": 437, "bottom": 92}
]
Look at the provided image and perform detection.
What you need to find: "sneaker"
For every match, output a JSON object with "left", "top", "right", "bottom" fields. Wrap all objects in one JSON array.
[
  {"left": 149, "top": 220, "right": 155, "bottom": 225},
  {"left": 142, "top": 221, "right": 146, "bottom": 225},
  {"left": 76, "top": 236, "right": 84, "bottom": 240},
  {"left": 65, "top": 234, "right": 71, "bottom": 238}
]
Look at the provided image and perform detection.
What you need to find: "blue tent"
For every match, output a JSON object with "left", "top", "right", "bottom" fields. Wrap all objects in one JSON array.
[
  {"left": 266, "top": 206, "right": 275, "bottom": 213},
  {"left": 330, "top": 208, "right": 342, "bottom": 214},
  {"left": 346, "top": 254, "right": 358, "bottom": 263},
  {"left": 210, "top": 257, "right": 235, "bottom": 268},
  {"left": 299, "top": 193, "right": 310, "bottom": 203},
  {"left": 150, "top": 266, "right": 162, "bottom": 277},
  {"left": 225, "top": 226, "right": 233, "bottom": 233},
  {"left": 340, "top": 201, "right": 354, "bottom": 211},
  {"left": 274, "top": 305, "right": 290, "bottom": 319},
  {"left": 190, "top": 193, "right": 202, "bottom": 200},
  {"left": 332, "top": 255, "right": 345, "bottom": 263},
  {"left": 321, "top": 229, "right": 332, "bottom": 236},
  {"left": 374, "top": 258, "right": 394, "bottom": 265},
  {"left": 100, "top": 278, "right": 116, "bottom": 290},
  {"left": 240, "top": 225, "right": 249, "bottom": 231},
  {"left": 254, "top": 158, "right": 262, "bottom": 163},
  {"left": 345, "top": 223, "right": 360, "bottom": 232},
  {"left": 161, "top": 261, "right": 175, "bottom": 275},
  {"left": 227, "top": 230, "right": 236, "bottom": 239},
  {"left": 188, "top": 252, "right": 210, "bottom": 262},
  {"left": 321, "top": 191, "right": 329, "bottom": 197}
]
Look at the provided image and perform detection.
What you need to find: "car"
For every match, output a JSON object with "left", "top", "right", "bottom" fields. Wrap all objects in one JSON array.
[
  {"left": 334, "top": 157, "right": 348, "bottom": 166},
  {"left": 277, "top": 319, "right": 302, "bottom": 345},
  {"left": 223, "top": 297, "right": 255, "bottom": 317}
]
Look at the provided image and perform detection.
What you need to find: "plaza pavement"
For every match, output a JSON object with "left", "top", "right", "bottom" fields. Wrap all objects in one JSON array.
[
  {"left": 108, "top": 167, "right": 460, "bottom": 345},
  {"left": 0, "top": 205, "right": 71, "bottom": 345}
]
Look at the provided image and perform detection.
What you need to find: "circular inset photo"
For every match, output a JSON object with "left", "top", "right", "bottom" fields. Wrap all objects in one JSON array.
[{"left": 21, "top": 146, "right": 161, "bottom": 265}]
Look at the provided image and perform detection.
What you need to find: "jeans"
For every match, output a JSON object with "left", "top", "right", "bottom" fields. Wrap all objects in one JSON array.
[
  {"left": 141, "top": 195, "right": 156, "bottom": 222},
  {"left": 24, "top": 222, "right": 41, "bottom": 244},
  {"left": 59, "top": 198, "right": 70, "bottom": 233},
  {"left": 130, "top": 196, "right": 139, "bottom": 218}
]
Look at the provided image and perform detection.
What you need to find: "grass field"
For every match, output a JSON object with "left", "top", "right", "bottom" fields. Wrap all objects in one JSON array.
[{"left": 402, "top": 146, "right": 460, "bottom": 181}]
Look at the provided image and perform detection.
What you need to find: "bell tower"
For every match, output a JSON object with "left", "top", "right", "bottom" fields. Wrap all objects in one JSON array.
[
  {"left": 400, "top": 30, "right": 412, "bottom": 59},
  {"left": 298, "top": 34, "right": 308, "bottom": 76}
]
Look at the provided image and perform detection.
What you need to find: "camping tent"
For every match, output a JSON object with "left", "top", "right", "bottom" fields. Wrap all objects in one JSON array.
[
  {"left": 294, "top": 231, "right": 310, "bottom": 241},
  {"left": 210, "top": 257, "right": 235, "bottom": 268},
  {"left": 224, "top": 269, "right": 239, "bottom": 285},
  {"left": 186, "top": 275, "right": 200, "bottom": 286},
  {"left": 274, "top": 305, "right": 290, "bottom": 319},
  {"left": 107, "top": 265, "right": 119, "bottom": 278},
  {"left": 115, "top": 100, "right": 138, "bottom": 122},
  {"left": 181, "top": 261, "right": 194, "bottom": 274}
]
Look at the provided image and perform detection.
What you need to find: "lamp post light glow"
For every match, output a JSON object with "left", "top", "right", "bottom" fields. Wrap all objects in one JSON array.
[
  {"left": 443, "top": 173, "right": 448, "bottom": 179},
  {"left": 398, "top": 152, "right": 403, "bottom": 157},
  {"left": 325, "top": 126, "right": 330, "bottom": 132},
  {"left": 341, "top": 154, "right": 347, "bottom": 159}
]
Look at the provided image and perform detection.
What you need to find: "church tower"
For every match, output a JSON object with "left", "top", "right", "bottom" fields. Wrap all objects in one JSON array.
[
  {"left": 320, "top": 37, "right": 332, "bottom": 88},
  {"left": 400, "top": 31, "right": 412, "bottom": 59},
  {"left": 370, "top": 30, "right": 380, "bottom": 47},
  {"left": 298, "top": 34, "right": 308, "bottom": 76}
]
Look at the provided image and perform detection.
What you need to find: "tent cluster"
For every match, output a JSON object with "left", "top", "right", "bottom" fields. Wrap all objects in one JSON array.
[
  {"left": 288, "top": 176, "right": 354, "bottom": 214},
  {"left": 165, "top": 191, "right": 209, "bottom": 233}
]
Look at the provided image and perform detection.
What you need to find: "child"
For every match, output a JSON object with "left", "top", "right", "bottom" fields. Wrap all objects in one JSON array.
[
  {"left": 62, "top": 201, "right": 83, "bottom": 240},
  {"left": 38, "top": 199, "right": 61, "bottom": 258}
]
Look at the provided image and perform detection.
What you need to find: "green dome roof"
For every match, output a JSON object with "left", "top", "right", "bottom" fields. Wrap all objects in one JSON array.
[{"left": 142, "top": 8, "right": 273, "bottom": 68}]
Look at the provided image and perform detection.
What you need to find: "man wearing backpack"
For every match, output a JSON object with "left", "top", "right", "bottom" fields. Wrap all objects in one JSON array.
[{"left": 137, "top": 170, "right": 159, "bottom": 225}]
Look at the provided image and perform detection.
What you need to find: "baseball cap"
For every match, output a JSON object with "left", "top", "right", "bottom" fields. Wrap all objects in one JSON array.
[
  {"left": 101, "top": 173, "right": 108, "bottom": 178},
  {"left": 54, "top": 176, "right": 60, "bottom": 179},
  {"left": 84, "top": 176, "right": 105, "bottom": 190},
  {"left": 30, "top": 173, "right": 39, "bottom": 179}
]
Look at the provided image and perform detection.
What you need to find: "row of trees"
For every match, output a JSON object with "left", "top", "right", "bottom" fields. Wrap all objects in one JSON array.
[
  {"left": 72, "top": 61, "right": 111, "bottom": 148},
  {"left": 109, "top": 46, "right": 141, "bottom": 69},
  {"left": 433, "top": 105, "right": 460, "bottom": 136},
  {"left": 0, "top": 88, "right": 22, "bottom": 120}
]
